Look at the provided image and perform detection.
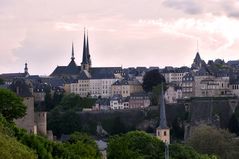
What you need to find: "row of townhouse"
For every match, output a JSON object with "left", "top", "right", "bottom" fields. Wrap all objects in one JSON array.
[{"left": 93, "top": 92, "right": 150, "bottom": 110}]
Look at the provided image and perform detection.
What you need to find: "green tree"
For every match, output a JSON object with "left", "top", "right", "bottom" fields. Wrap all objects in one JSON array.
[
  {"left": 64, "top": 132, "right": 101, "bottom": 159},
  {"left": 0, "top": 88, "right": 26, "bottom": 121},
  {"left": 107, "top": 131, "right": 165, "bottom": 159},
  {"left": 59, "top": 93, "right": 96, "bottom": 111},
  {"left": 142, "top": 69, "right": 165, "bottom": 92},
  {"left": 107, "top": 131, "right": 213, "bottom": 159},
  {"left": 0, "top": 131, "right": 36, "bottom": 159},
  {"left": 187, "top": 124, "right": 239, "bottom": 159}
]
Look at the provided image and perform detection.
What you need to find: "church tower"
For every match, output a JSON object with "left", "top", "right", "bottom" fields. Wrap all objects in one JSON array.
[
  {"left": 24, "top": 62, "right": 29, "bottom": 77},
  {"left": 81, "top": 29, "right": 91, "bottom": 71},
  {"left": 156, "top": 84, "right": 170, "bottom": 144}
]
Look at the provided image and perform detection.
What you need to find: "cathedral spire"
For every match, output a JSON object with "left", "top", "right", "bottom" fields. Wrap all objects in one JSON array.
[
  {"left": 86, "top": 30, "right": 91, "bottom": 66},
  {"left": 81, "top": 28, "right": 88, "bottom": 65},
  {"left": 81, "top": 28, "right": 90, "bottom": 71},
  {"left": 71, "top": 42, "right": 75, "bottom": 61}
]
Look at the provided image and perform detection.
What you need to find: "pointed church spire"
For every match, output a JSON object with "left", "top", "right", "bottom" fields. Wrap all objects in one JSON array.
[
  {"left": 71, "top": 42, "right": 75, "bottom": 61},
  {"left": 86, "top": 30, "right": 91, "bottom": 66},
  {"left": 159, "top": 84, "right": 168, "bottom": 129},
  {"left": 81, "top": 28, "right": 88, "bottom": 65}
]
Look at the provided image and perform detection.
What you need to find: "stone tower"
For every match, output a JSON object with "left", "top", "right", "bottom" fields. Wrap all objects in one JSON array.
[
  {"left": 35, "top": 112, "right": 47, "bottom": 136},
  {"left": 10, "top": 78, "right": 35, "bottom": 134},
  {"left": 156, "top": 84, "right": 170, "bottom": 144}
]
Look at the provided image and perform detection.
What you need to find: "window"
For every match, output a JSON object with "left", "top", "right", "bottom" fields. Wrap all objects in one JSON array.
[{"left": 164, "top": 131, "right": 167, "bottom": 136}]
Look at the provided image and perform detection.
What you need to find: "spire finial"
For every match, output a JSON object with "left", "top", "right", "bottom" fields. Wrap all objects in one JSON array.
[
  {"left": 71, "top": 42, "right": 75, "bottom": 61},
  {"left": 197, "top": 40, "right": 199, "bottom": 53}
]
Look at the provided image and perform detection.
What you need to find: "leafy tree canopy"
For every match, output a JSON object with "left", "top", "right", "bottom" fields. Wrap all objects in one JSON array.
[
  {"left": 142, "top": 69, "right": 165, "bottom": 92},
  {"left": 107, "top": 131, "right": 213, "bottom": 159},
  {"left": 0, "top": 88, "right": 26, "bottom": 121},
  {"left": 187, "top": 124, "right": 239, "bottom": 159},
  {"left": 57, "top": 93, "right": 96, "bottom": 111}
]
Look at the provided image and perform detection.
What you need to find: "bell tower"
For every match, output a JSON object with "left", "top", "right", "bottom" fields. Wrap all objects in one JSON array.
[{"left": 156, "top": 84, "right": 170, "bottom": 144}]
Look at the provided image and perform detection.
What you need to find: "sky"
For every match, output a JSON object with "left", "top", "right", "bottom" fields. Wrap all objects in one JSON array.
[{"left": 1, "top": 0, "right": 239, "bottom": 75}]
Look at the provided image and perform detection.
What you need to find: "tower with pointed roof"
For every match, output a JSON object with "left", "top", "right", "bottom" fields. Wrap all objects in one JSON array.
[
  {"left": 156, "top": 84, "right": 170, "bottom": 144},
  {"left": 86, "top": 30, "right": 92, "bottom": 67},
  {"left": 81, "top": 29, "right": 91, "bottom": 71}
]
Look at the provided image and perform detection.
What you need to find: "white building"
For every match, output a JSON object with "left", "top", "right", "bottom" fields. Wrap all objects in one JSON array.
[{"left": 164, "top": 85, "right": 182, "bottom": 104}]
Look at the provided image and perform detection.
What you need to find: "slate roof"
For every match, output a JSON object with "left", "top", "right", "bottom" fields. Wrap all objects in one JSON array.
[
  {"left": 0, "top": 73, "right": 28, "bottom": 81},
  {"left": 112, "top": 79, "right": 141, "bottom": 86},
  {"left": 9, "top": 78, "right": 33, "bottom": 97},
  {"left": 89, "top": 67, "right": 122, "bottom": 79}
]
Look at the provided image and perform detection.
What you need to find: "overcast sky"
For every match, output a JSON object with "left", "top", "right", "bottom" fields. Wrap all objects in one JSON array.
[{"left": 1, "top": 0, "right": 239, "bottom": 75}]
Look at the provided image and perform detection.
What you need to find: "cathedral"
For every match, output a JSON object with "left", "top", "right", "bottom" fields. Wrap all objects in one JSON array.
[
  {"left": 50, "top": 30, "right": 122, "bottom": 81},
  {"left": 51, "top": 30, "right": 123, "bottom": 97}
]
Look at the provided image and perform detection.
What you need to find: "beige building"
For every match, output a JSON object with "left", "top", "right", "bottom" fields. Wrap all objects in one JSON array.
[
  {"left": 195, "top": 75, "right": 230, "bottom": 97},
  {"left": 111, "top": 79, "right": 143, "bottom": 97},
  {"left": 182, "top": 72, "right": 195, "bottom": 98},
  {"left": 164, "top": 85, "right": 182, "bottom": 104},
  {"left": 161, "top": 67, "right": 190, "bottom": 86}
]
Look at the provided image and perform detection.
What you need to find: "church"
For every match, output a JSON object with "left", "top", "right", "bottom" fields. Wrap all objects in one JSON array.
[{"left": 51, "top": 30, "right": 123, "bottom": 97}]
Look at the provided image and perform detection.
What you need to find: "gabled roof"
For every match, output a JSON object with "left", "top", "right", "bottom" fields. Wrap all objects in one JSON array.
[{"left": 90, "top": 67, "right": 122, "bottom": 79}]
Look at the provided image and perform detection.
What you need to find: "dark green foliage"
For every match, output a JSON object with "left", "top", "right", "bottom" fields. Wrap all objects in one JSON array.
[
  {"left": 171, "top": 118, "right": 184, "bottom": 140},
  {"left": 58, "top": 93, "right": 96, "bottom": 111},
  {"left": 150, "top": 84, "right": 167, "bottom": 105},
  {"left": 64, "top": 132, "right": 101, "bottom": 159},
  {"left": 228, "top": 114, "right": 239, "bottom": 136},
  {"left": 107, "top": 131, "right": 213, "bottom": 159},
  {"left": 0, "top": 88, "right": 26, "bottom": 121},
  {"left": 0, "top": 113, "right": 100, "bottom": 159},
  {"left": 48, "top": 109, "right": 82, "bottom": 137},
  {"left": 187, "top": 125, "right": 239, "bottom": 159},
  {"left": 0, "top": 78, "right": 4, "bottom": 85},
  {"left": 107, "top": 131, "right": 165, "bottom": 159},
  {"left": 142, "top": 69, "right": 165, "bottom": 93}
]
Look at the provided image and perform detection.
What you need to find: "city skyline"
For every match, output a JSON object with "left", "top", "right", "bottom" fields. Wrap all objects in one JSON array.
[{"left": 1, "top": 0, "right": 239, "bottom": 75}]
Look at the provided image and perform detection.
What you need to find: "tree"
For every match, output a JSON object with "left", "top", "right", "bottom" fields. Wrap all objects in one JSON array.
[
  {"left": 0, "top": 130, "right": 36, "bottom": 159},
  {"left": 107, "top": 131, "right": 214, "bottom": 159},
  {"left": 107, "top": 131, "right": 164, "bottom": 159},
  {"left": 187, "top": 124, "right": 239, "bottom": 159},
  {"left": 64, "top": 132, "right": 101, "bottom": 159},
  {"left": 0, "top": 88, "right": 26, "bottom": 121},
  {"left": 58, "top": 93, "right": 96, "bottom": 111},
  {"left": 142, "top": 69, "right": 165, "bottom": 92}
]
